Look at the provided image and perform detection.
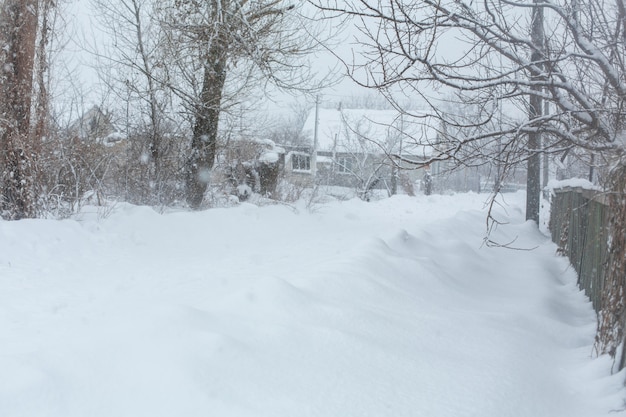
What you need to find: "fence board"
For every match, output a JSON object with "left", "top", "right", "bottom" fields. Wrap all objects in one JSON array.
[{"left": 550, "top": 187, "right": 608, "bottom": 312}]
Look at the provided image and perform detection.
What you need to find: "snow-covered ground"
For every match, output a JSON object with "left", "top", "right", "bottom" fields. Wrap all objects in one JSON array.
[{"left": 1, "top": 192, "right": 624, "bottom": 417}]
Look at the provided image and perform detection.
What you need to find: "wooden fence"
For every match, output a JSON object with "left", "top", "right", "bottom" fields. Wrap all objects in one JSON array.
[{"left": 549, "top": 187, "right": 609, "bottom": 312}]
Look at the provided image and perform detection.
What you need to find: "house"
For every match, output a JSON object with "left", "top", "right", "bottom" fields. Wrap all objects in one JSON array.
[
  {"left": 287, "top": 107, "right": 437, "bottom": 196},
  {"left": 68, "top": 105, "right": 126, "bottom": 146}
]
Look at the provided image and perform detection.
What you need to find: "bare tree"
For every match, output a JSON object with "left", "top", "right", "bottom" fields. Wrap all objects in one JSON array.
[
  {"left": 335, "top": 110, "right": 402, "bottom": 199},
  {"left": 268, "top": 100, "right": 312, "bottom": 148},
  {"left": 90, "top": 0, "right": 180, "bottom": 205},
  {"left": 157, "top": 0, "right": 323, "bottom": 208}
]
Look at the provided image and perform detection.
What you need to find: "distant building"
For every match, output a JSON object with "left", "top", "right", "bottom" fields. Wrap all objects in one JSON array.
[
  {"left": 290, "top": 107, "right": 435, "bottom": 196},
  {"left": 68, "top": 105, "right": 125, "bottom": 146}
]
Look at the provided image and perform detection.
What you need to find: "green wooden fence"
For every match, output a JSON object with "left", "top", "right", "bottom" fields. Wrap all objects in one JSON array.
[{"left": 549, "top": 187, "right": 609, "bottom": 312}]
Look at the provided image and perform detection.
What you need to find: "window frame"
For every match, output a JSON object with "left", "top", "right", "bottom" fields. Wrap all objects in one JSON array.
[
  {"left": 291, "top": 153, "right": 311, "bottom": 172},
  {"left": 336, "top": 156, "right": 354, "bottom": 174}
]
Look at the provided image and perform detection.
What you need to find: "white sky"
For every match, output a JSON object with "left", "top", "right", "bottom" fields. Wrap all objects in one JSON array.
[
  {"left": 55, "top": 0, "right": 369, "bottom": 121},
  {"left": 54, "top": 0, "right": 527, "bottom": 126}
]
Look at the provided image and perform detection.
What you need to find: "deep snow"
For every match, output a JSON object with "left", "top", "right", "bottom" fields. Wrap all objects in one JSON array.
[{"left": 1, "top": 192, "right": 625, "bottom": 416}]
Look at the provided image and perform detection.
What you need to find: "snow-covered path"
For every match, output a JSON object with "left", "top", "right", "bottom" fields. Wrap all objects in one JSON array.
[{"left": 1, "top": 192, "right": 624, "bottom": 417}]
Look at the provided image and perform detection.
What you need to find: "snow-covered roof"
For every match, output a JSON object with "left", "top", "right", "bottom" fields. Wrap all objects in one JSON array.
[
  {"left": 69, "top": 105, "right": 126, "bottom": 143},
  {"left": 546, "top": 178, "right": 603, "bottom": 192},
  {"left": 301, "top": 108, "right": 438, "bottom": 158}
]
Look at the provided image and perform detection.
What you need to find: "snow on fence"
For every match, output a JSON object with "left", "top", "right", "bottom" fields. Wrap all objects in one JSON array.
[{"left": 549, "top": 186, "right": 609, "bottom": 313}]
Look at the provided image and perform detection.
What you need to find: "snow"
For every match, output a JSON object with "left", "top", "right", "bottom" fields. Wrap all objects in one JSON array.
[
  {"left": 1, "top": 192, "right": 624, "bottom": 416},
  {"left": 101, "top": 132, "right": 126, "bottom": 147},
  {"left": 547, "top": 178, "right": 603, "bottom": 192},
  {"left": 259, "top": 151, "right": 280, "bottom": 164}
]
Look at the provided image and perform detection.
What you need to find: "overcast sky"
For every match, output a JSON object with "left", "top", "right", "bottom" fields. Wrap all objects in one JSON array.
[
  {"left": 55, "top": 0, "right": 511, "bottom": 124},
  {"left": 55, "top": 0, "right": 371, "bottom": 121}
]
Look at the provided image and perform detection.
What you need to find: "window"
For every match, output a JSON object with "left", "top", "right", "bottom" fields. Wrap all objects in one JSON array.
[
  {"left": 336, "top": 156, "right": 354, "bottom": 174},
  {"left": 292, "top": 153, "right": 311, "bottom": 171}
]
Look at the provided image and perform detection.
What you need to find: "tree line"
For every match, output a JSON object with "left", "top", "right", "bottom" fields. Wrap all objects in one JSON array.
[
  {"left": 3, "top": 0, "right": 622, "bottom": 220},
  {"left": 0, "top": 0, "right": 323, "bottom": 218}
]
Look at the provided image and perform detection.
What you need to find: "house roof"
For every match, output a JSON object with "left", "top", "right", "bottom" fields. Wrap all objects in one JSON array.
[
  {"left": 301, "top": 108, "right": 438, "bottom": 158},
  {"left": 69, "top": 105, "right": 126, "bottom": 144}
]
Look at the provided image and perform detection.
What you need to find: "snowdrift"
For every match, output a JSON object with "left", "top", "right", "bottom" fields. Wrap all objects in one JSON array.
[{"left": 0, "top": 192, "right": 624, "bottom": 416}]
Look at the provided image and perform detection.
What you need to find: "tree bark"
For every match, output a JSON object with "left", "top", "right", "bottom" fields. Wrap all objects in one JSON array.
[
  {"left": 596, "top": 165, "right": 626, "bottom": 363},
  {"left": 185, "top": 49, "right": 227, "bottom": 209},
  {"left": 0, "top": 0, "right": 39, "bottom": 219}
]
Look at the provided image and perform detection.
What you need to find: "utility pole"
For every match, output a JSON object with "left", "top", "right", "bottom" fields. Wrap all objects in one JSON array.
[
  {"left": 496, "top": 100, "right": 502, "bottom": 192},
  {"left": 312, "top": 95, "right": 320, "bottom": 178},
  {"left": 495, "top": 55, "right": 503, "bottom": 193},
  {"left": 542, "top": 97, "right": 550, "bottom": 196},
  {"left": 526, "top": 0, "right": 544, "bottom": 223}
]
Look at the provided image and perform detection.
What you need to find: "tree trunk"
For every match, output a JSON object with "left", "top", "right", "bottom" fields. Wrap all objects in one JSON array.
[
  {"left": 596, "top": 164, "right": 626, "bottom": 364},
  {"left": 34, "top": 0, "right": 52, "bottom": 144},
  {"left": 526, "top": 132, "right": 541, "bottom": 223},
  {"left": 185, "top": 50, "right": 227, "bottom": 209},
  {"left": 0, "top": 0, "right": 39, "bottom": 219}
]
